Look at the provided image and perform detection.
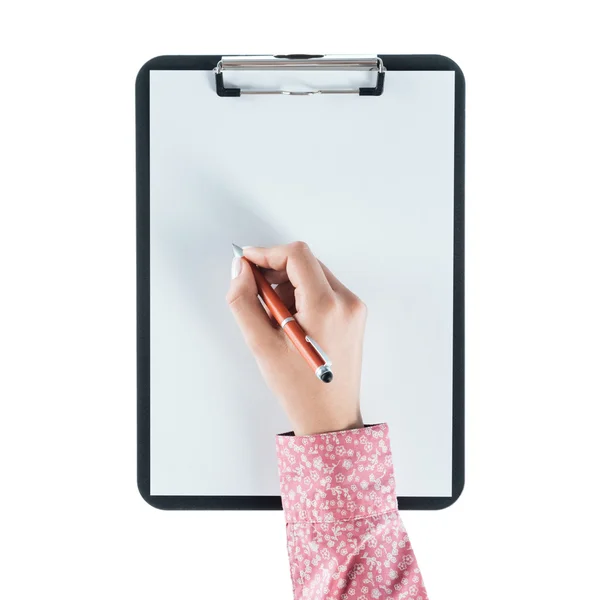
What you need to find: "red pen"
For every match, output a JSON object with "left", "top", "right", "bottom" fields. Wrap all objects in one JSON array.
[{"left": 232, "top": 244, "right": 333, "bottom": 383}]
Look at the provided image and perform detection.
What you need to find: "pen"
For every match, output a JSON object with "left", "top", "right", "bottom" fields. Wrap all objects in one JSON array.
[{"left": 232, "top": 244, "right": 334, "bottom": 383}]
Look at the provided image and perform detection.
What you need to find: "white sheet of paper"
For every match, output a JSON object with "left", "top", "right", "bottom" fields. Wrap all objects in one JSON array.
[{"left": 149, "top": 69, "right": 455, "bottom": 496}]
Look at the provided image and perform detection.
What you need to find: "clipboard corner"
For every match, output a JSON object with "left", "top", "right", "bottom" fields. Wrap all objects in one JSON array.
[{"left": 432, "top": 54, "right": 466, "bottom": 87}]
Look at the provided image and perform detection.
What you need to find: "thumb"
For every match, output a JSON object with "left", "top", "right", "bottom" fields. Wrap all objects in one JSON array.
[{"left": 226, "top": 257, "right": 281, "bottom": 357}]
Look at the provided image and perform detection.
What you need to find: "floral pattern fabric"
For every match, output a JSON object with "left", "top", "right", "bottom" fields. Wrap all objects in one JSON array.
[{"left": 276, "top": 423, "right": 428, "bottom": 600}]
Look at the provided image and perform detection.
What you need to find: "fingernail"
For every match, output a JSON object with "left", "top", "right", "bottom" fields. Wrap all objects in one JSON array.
[{"left": 231, "top": 256, "right": 241, "bottom": 279}]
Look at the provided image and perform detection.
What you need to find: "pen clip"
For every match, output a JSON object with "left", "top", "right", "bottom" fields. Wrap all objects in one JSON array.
[{"left": 305, "top": 336, "right": 332, "bottom": 367}]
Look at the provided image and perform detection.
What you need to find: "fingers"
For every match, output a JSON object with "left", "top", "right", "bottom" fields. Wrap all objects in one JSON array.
[
  {"left": 226, "top": 257, "right": 283, "bottom": 356},
  {"left": 243, "top": 242, "right": 333, "bottom": 307},
  {"left": 262, "top": 268, "right": 289, "bottom": 285},
  {"left": 274, "top": 281, "right": 297, "bottom": 313},
  {"left": 261, "top": 255, "right": 352, "bottom": 297},
  {"left": 317, "top": 261, "right": 365, "bottom": 315},
  {"left": 317, "top": 261, "right": 351, "bottom": 296}
]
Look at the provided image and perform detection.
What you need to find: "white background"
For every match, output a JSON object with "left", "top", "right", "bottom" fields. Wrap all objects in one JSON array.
[{"left": 1, "top": 1, "right": 599, "bottom": 599}]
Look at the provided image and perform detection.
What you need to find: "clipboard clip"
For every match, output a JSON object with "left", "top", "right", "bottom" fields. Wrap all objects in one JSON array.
[{"left": 214, "top": 54, "right": 386, "bottom": 97}]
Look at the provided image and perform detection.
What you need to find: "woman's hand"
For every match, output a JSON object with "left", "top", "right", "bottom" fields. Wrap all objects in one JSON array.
[{"left": 226, "top": 242, "right": 366, "bottom": 436}]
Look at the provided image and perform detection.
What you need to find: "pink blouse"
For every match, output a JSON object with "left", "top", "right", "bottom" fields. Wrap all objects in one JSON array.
[{"left": 276, "top": 423, "right": 428, "bottom": 600}]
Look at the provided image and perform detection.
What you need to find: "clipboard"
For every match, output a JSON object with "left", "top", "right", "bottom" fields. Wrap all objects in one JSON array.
[{"left": 136, "top": 54, "right": 465, "bottom": 510}]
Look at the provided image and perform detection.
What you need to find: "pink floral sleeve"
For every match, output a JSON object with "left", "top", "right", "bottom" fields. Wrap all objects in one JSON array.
[{"left": 276, "top": 423, "right": 428, "bottom": 600}]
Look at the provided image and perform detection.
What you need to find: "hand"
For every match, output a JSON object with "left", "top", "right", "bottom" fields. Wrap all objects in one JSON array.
[{"left": 226, "top": 242, "right": 366, "bottom": 436}]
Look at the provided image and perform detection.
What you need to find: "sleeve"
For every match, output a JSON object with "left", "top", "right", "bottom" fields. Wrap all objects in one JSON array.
[{"left": 276, "top": 423, "right": 428, "bottom": 600}]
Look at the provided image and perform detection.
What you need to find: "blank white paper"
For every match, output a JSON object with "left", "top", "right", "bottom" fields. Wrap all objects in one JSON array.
[{"left": 149, "top": 69, "right": 455, "bottom": 496}]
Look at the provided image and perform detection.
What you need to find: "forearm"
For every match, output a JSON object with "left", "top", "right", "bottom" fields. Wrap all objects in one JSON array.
[{"left": 276, "top": 423, "right": 427, "bottom": 600}]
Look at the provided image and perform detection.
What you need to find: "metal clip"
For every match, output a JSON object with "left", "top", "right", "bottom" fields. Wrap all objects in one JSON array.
[
  {"left": 214, "top": 54, "right": 386, "bottom": 97},
  {"left": 305, "top": 336, "right": 332, "bottom": 367}
]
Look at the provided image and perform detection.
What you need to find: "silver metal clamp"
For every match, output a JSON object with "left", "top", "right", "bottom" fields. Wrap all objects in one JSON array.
[{"left": 214, "top": 54, "right": 386, "bottom": 97}]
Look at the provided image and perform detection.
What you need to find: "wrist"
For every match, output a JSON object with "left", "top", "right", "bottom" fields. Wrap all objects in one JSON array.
[{"left": 294, "top": 412, "right": 364, "bottom": 436}]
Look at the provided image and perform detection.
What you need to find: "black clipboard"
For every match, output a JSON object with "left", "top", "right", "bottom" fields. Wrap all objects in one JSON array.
[{"left": 136, "top": 54, "right": 465, "bottom": 510}]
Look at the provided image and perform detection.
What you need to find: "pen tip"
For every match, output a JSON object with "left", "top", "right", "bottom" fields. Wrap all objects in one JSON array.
[{"left": 232, "top": 243, "right": 244, "bottom": 258}]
